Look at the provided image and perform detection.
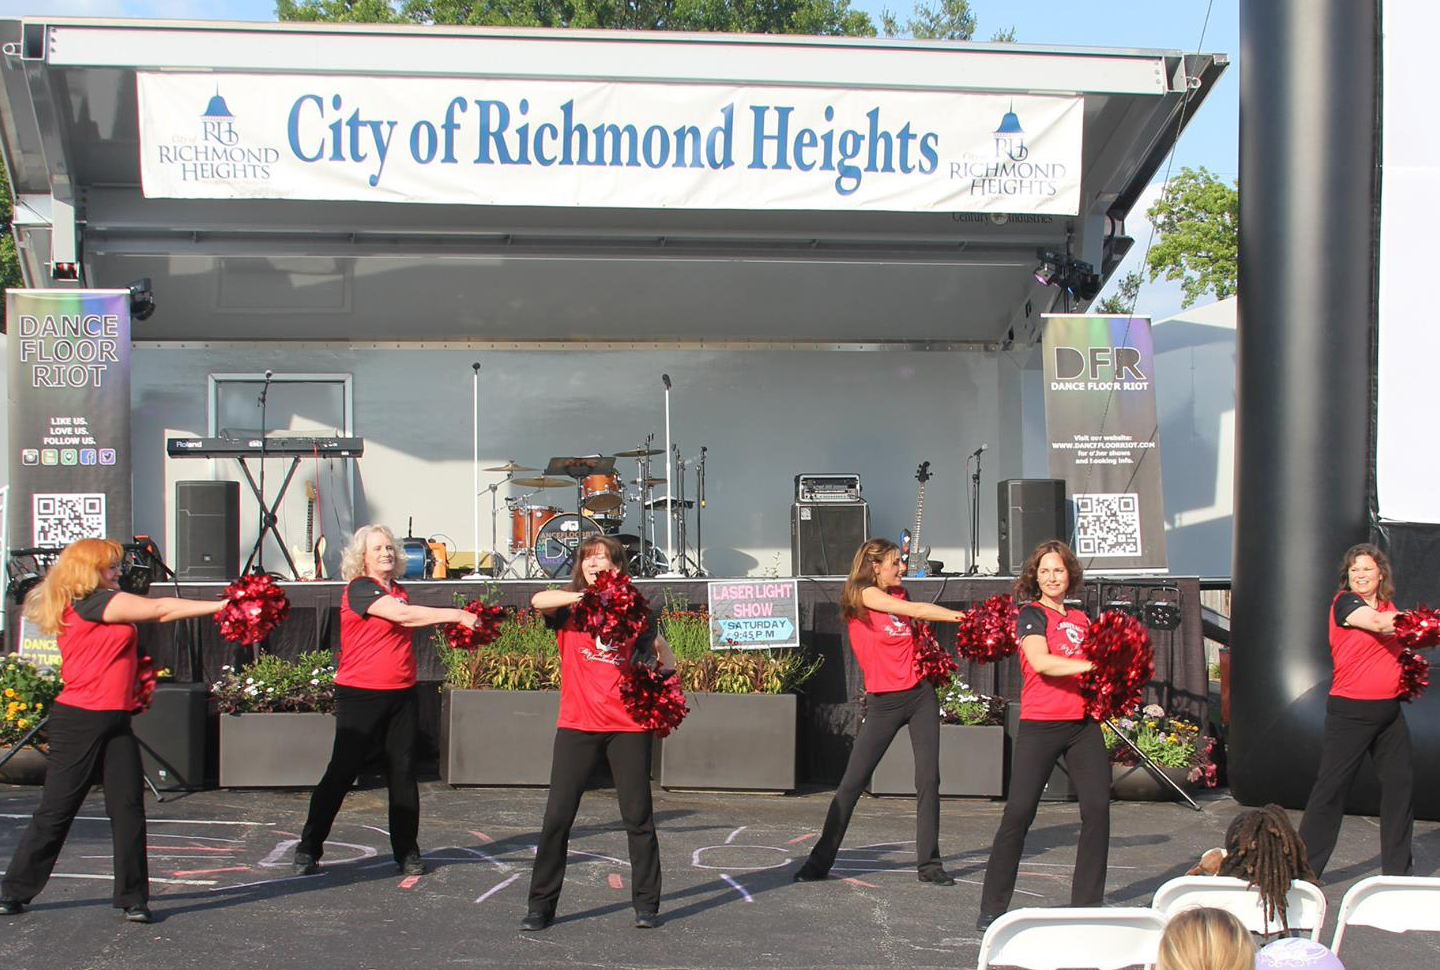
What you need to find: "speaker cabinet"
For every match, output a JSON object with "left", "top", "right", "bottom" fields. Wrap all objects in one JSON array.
[
  {"left": 997, "top": 479, "right": 1068, "bottom": 575},
  {"left": 132, "top": 683, "right": 211, "bottom": 790},
  {"left": 175, "top": 480, "right": 240, "bottom": 581},
  {"left": 791, "top": 502, "right": 869, "bottom": 576}
]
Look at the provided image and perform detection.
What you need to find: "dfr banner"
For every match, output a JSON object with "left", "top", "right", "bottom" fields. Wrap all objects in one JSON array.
[
  {"left": 1041, "top": 314, "right": 1167, "bottom": 572},
  {"left": 138, "top": 72, "right": 1083, "bottom": 214},
  {"left": 6, "top": 290, "right": 132, "bottom": 549}
]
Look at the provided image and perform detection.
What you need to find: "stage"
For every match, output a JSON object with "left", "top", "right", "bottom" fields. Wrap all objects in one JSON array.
[{"left": 114, "top": 574, "right": 1206, "bottom": 787}]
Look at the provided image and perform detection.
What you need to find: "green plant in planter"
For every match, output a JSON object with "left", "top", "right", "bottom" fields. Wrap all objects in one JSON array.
[
  {"left": 661, "top": 600, "right": 822, "bottom": 694},
  {"left": 937, "top": 680, "right": 1007, "bottom": 726},
  {"left": 1102, "top": 703, "right": 1218, "bottom": 786},
  {"left": 1, "top": 654, "right": 62, "bottom": 745},
  {"left": 435, "top": 606, "right": 560, "bottom": 691},
  {"left": 211, "top": 650, "right": 337, "bottom": 714}
]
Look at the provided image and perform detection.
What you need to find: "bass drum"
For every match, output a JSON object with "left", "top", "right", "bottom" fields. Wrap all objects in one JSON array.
[
  {"left": 616, "top": 533, "right": 668, "bottom": 578},
  {"left": 400, "top": 538, "right": 433, "bottom": 579},
  {"left": 532, "top": 513, "right": 603, "bottom": 578}
]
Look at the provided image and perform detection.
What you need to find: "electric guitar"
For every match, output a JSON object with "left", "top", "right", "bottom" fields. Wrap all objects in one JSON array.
[
  {"left": 290, "top": 480, "right": 326, "bottom": 580},
  {"left": 900, "top": 462, "right": 933, "bottom": 578}
]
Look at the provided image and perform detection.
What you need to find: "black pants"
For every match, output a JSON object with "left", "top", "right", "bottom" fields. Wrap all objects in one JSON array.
[
  {"left": 2, "top": 702, "right": 148, "bottom": 908},
  {"left": 804, "top": 681, "right": 944, "bottom": 877},
  {"left": 1299, "top": 695, "right": 1414, "bottom": 876},
  {"left": 527, "top": 729, "right": 660, "bottom": 916},
  {"left": 979, "top": 718, "right": 1110, "bottom": 917},
  {"left": 299, "top": 684, "right": 419, "bottom": 863}
]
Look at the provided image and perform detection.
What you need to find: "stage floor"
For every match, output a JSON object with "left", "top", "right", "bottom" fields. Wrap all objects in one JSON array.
[{"left": 0, "top": 780, "right": 1433, "bottom": 970}]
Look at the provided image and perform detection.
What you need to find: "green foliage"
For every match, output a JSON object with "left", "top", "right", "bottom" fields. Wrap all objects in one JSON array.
[
  {"left": 936, "top": 679, "right": 1005, "bottom": 726},
  {"left": 677, "top": 649, "right": 822, "bottom": 694},
  {"left": 1095, "top": 269, "right": 1143, "bottom": 315},
  {"left": 1144, "top": 166, "right": 1238, "bottom": 308},
  {"left": 275, "top": 0, "right": 403, "bottom": 21},
  {"left": 0, "top": 165, "right": 24, "bottom": 293},
  {"left": 212, "top": 650, "right": 337, "bottom": 714},
  {"left": 1102, "top": 704, "right": 1217, "bottom": 786},
  {"left": 434, "top": 607, "right": 560, "bottom": 690},
  {"left": 659, "top": 597, "right": 712, "bottom": 661},
  {"left": 987, "top": 24, "right": 1015, "bottom": 42},
  {"left": 903, "top": 0, "right": 973, "bottom": 40},
  {"left": 0, "top": 654, "right": 62, "bottom": 745}
]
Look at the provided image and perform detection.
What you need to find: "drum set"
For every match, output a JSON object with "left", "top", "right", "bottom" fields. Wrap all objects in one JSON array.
[{"left": 484, "top": 436, "right": 706, "bottom": 579}]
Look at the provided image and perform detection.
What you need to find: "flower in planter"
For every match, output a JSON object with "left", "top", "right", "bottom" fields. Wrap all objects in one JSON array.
[
  {"left": 434, "top": 605, "right": 561, "bottom": 691},
  {"left": 1102, "top": 705, "right": 1218, "bottom": 786},
  {"left": 937, "top": 680, "right": 1007, "bottom": 726},
  {"left": 211, "top": 650, "right": 337, "bottom": 714},
  {"left": 0, "top": 655, "right": 62, "bottom": 746}
]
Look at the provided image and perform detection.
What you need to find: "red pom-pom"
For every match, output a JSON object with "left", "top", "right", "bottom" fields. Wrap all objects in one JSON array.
[
  {"left": 444, "top": 601, "right": 506, "bottom": 651},
  {"left": 133, "top": 655, "right": 157, "bottom": 712},
  {"left": 1079, "top": 610, "right": 1154, "bottom": 722},
  {"left": 1399, "top": 648, "right": 1430, "bottom": 702},
  {"left": 913, "top": 621, "right": 960, "bottom": 689},
  {"left": 955, "top": 594, "right": 1019, "bottom": 663},
  {"left": 1395, "top": 605, "right": 1440, "bottom": 650},
  {"left": 620, "top": 663, "right": 689, "bottom": 738},
  {"left": 215, "top": 573, "right": 292, "bottom": 645},
  {"left": 573, "top": 571, "right": 651, "bottom": 649}
]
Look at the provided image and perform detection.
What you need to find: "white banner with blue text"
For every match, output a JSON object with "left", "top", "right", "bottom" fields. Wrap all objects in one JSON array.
[{"left": 138, "top": 73, "right": 1083, "bottom": 214}]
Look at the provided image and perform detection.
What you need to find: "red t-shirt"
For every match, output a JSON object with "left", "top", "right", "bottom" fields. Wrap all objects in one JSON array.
[
  {"left": 847, "top": 598, "right": 921, "bottom": 694},
  {"left": 1329, "top": 591, "right": 1402, "bottom": 700},
  {"left": 336, "top": 578, "right": 416, "bottom": 690},
  {"left": 55, "top": 588, "right": 141, "bottom": 712},
  {"left": 1015, "top": 603, "right": 1090, "bottom": 721},
  {"left": 547, "top": 605, "right": 651, "bottom": 732}
]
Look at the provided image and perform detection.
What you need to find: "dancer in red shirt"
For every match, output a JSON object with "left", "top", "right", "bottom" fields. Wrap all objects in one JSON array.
[
  {"left": 522, "top": 534, "right": 675, "bottom": 931},
  {"left": 977, "top": 540, "right": 1103, "bottom": 930},
  {"left": 1, "top": 538, "right": 224, "bottom": 923},
  {"left": 293, "top": 524, "right": 477, "bottom": 877},
  {"left": 793, "top": 537, "right": 966, "bottom": 885},
  {"left": 1298, "top": 543, "right": 1411, "bottom": 876}
]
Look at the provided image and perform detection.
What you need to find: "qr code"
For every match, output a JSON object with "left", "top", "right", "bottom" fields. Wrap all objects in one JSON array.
[
  {"left": 1074, "top": 492, "right": 1142, "bottom": 557},
  {"left": 33, "top": 493, "right": 106, "bottom": 547}
]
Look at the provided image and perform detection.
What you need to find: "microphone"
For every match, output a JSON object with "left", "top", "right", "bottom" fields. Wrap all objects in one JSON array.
[
  {"left": 662, "top": 374, "right": 672, "bottom": 390},
  {"left": 257, "top": 369, "right": 274, "bottom": 407},
  {"left": 264, "top": 369, "right": 274, "bottom": 381},
  {"left": 968, "top": 442, "right": 988, "bottom": 459},
  {"left": 472, "top": 362, "right": 481, "bottom": 373}
]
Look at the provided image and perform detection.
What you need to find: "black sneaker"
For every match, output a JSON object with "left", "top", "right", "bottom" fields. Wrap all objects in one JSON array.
[
  {"left": 918, "top": 868, "right": 956, "bottom": 886},
  {"left": 792, "top": 864, "right": 827, "bottom": 882},
  {"left": 293, "top": 850, "right": 320, "bottom": 876},
  {"left": 123, "top": 904, "right": 154, "bottom": 924},
  {"left": 520, "top": 910, "right": 553, "bottom": 932},
  {"left": 976, "top": 912, "right": 1000, "bottom": 932},
  {"left": 0, "top": 898, "right": 24, "bottom": 916},
  {"left": 633, "top": 911, "right": 660, "bottom": 929},
  {"left": 398, "top": 852, "right": 425, "bottom": 876}
]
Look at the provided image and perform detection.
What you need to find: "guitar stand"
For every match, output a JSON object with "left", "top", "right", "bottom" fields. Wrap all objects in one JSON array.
[
  {"left": 237, "top": 454, "right": 304, "bottom": 579},
  {"left": 1105, "top": 718, "right": 1202, "bottom": 811}
]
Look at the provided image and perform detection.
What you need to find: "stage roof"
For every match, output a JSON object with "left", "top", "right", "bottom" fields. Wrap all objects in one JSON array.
[{"left": 0, "top": 18, "right": 1227, "bottom": 345}]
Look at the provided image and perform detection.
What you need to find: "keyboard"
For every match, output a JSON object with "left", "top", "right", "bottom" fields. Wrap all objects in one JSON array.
[{"left": 167, "top": 436, "right": 365, "bottom": 458}]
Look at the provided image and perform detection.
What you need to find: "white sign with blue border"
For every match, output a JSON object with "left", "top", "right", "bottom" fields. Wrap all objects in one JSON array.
[{"left": 707, "top": 579, "right": 801, "bottom": 650}]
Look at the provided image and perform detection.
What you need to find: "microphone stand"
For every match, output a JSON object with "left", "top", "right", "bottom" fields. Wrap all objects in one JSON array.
[
  {"left": 696, "top": 446, "right": 706, "bottom": 577},
  {"left": 471, "top": 362, "right": 481, "bottom": 577},
  {"left": 966, "top": 449, "right": 983, "bottom": 576},
  {"left": 659, "top": 375, "right": 680, "bottom": 577},
  {"left": 255, "top": 370, "right": 273, "bottom": 574}
]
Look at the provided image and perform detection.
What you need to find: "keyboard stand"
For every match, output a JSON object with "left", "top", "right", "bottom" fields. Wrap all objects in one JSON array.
[{"left": 238, "top": 454, "right": 304, "bottom": 579}]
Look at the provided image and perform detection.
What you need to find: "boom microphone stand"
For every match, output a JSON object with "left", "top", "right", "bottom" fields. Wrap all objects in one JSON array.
[
  {"left": 659, "top": 374, "right": 680, "bottom": 577},
  {"left": 255, "top": 369, "right": 273, "bottom": 573},
  {"left": 471, "top": 362, "right": 481, "bottom": 575},
  {"left": 965, "top": 442, "right": 987, "bottom": 576}
]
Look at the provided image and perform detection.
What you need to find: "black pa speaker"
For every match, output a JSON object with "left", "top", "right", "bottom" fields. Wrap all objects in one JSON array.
[
  {"left": 997, "top": 479, "right": 1068, "bottom": 575},
  {"left": 175, "top": 480, "right": 240, "bottom": 580},
  {"left": 132, "top": 683, "right": 211, "bottom": 790},
  {"left": 792, "top": 502, "right": 869, "bottom": 576}
]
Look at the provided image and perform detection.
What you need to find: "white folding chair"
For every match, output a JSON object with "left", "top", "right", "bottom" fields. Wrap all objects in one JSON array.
[
  {"left": 976, "top": 907, "right": 1169, "bottom": 970},
  {"left": 1151, "top": 875, "right": 1327, "bottom": 940},
  {"left": 1330, "top": 875, "right": 1440, "bottom": 955}
]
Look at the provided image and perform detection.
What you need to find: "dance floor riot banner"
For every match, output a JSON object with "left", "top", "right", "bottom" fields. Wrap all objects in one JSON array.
[
  {"left": 1041, "top": 314, "right": 1167, "bottom": 572},
  {"left": 5, "top": 290, "right": 132, "bottom": 548},
  {"left": 137, "top": 73, "right": 1083, "bottom": 214}
]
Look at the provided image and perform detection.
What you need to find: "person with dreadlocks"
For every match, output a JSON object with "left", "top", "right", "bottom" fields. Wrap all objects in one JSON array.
[{"left": 1188, "top": 804, "right": 1318, "bottom": 933}]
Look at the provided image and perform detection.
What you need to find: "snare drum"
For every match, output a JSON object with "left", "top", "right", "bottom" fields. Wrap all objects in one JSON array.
[
  {"left": 580, "top": 472, "right": 623, "bottom": 513},
  {"left": 509, "top": 505, "right": 561, "bottom": 552}
]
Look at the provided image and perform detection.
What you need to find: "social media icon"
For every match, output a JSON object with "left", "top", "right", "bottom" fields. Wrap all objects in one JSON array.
[
  {"left": 21, "top": 449, "right": 38, "bottom": 465},
  {"left": 60, "top": 449, "right": 78, "bottom": 465},
  {"left": 40, "top": 449, "right": 58, "bottom": 465},
  {"left": 80, "top": 449, "right": 97, "bottom": 465},
  {"left": 99, "top": 449, "right": 116, "bottom": 465}
]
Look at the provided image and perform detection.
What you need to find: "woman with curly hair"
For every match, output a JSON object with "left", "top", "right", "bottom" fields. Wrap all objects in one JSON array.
[
  {"left": 977, "top": 539, "right": 1103, "bottom": 930},
  {"left": 1, "top": 538, "right": 224, "bottom": 923}
]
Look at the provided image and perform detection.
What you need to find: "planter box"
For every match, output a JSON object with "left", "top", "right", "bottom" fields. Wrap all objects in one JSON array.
[
  {"left": 1111, "top": 763, "right": 1197, "bottom": 801},
  {"left": 440, "top": 688, "right": 561, "bottom": 786},
  {"left": 0, "top": 745, "right": 47, "bottom": 785},
  {"left": 218, "top": 712, "right": 336, "bottom": 788},
  {"left": 868, "top": 723, "right": 1006, "bottom": 798},
  {"left": 660, "top": 692, "right": 797, "bottom": 792}
]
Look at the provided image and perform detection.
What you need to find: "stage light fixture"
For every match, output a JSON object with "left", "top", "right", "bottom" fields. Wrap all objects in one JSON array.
[
  {"left": 1104, "top": 598, "right": 1141, "bottom": 618},
  {"left": 1144, "top": 598, "right": 1182, "bottom": 632},
  {"left": 128, "top": 277, "right": 156, "bottom": 322},
  {"left": 1032, "top": 249, "right": 1101, "bottom": 301}
]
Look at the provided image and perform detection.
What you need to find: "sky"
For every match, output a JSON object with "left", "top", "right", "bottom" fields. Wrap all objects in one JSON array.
[{"left": 0, "top": 0, "right": 1238, "bottom": 319}]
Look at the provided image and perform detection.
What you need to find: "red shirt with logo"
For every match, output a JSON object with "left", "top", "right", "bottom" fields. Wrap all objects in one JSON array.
[
  {"left": 337, "top": 577, "right": 416, "bottom": 690},
  {"left": 546, "top": 605, "right": 658, "bottom": 732},
  {"left": 847, "top": 592, "right": 921, "bottom": 694},
  {"left": 1329, "top": 591, "right": 1402, "bottom": 700},
  {"left": 1016, "top": 603, "right": 1091, "bottom": 721},
  {"left": 55, "top": 588, "right": 141, "bottom": 712}
]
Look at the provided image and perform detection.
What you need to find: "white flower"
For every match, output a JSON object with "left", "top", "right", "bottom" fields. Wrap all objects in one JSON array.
[
  {"left": 311, "top": 668, "right": 321, "bottom": 675},
  {"left": 245, "top": 677, "right": 254, "bottom": 685},
  {"left": 310, "top": 679, "right": 320, "bottom": 686},
  {"left": 1143, "top": 703, "right": 1166, "bottom": 718}
]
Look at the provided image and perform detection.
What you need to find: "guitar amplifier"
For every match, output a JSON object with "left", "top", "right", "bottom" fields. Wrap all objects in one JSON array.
[
  {"left": 795, "top": 473, "right": 863, "bottom": 503},
  {"left": 792, "top": 501, "right": 869, "bottom": 575}
]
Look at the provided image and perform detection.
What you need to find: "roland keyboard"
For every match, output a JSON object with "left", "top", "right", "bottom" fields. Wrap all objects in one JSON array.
[{"left": 167, "top": 436, "right": 365, "bottom": 458}]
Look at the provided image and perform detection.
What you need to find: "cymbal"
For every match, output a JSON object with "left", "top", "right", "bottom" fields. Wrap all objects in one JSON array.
[
  {"left": 644, "top": 496, "right": 696, "bottom": 509},
  {"left": 630, "top": 477, "right": 667, "bottom": 487},
  {"left": 613, "top": 447, "right": 664, "bottom": 458},
  {"left": 513, "top": 476, "right": 572, "bottom": 488},
  {"left": 548, "top": 455, "right": 610, "bottom": 468},
  {"left": 485, "top": 461, "right": 540, "bottom": 472}
]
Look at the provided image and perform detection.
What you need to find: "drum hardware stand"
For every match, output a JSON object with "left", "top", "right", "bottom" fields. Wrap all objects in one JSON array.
[
  {"left": 659, "top": 374, "right": 679, "bottom": 576},
  {"left": 696, "top": 446, "right": 707, "bottom": 577},
  {"left": 483, "top": 472, "right": 513, "bottom": 578},
  {"left": 674, "top": 451, "right": 694, "bottom": 577}
]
